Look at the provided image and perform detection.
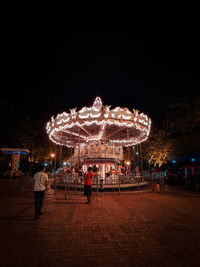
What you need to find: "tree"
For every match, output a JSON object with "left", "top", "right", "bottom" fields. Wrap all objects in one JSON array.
[
  {"left": 122, "top": 122, "right": 174, "bottom": 170},
  {"left": 165, "top": 96, "right": 200, "bottom": 157},
  {"left": 142, "top": 123, "right": 174, "bottom": 168}
]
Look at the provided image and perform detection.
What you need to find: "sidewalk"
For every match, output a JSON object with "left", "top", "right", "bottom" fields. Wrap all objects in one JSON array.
[{"left": 0, "top": 179, "right": 200, "bottom": 266}]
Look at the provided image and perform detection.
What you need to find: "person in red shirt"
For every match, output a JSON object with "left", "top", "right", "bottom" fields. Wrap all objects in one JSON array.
[{"left": 83, "top": 167, "right": 94, "bottom": 204}]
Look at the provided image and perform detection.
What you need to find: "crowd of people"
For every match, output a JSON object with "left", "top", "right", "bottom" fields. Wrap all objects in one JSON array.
[{"left": 164, "top": 168, "right": 200, "bottom": 191}]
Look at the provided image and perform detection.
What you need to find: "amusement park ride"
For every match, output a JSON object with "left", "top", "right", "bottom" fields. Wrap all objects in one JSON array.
[{"left": 46, "top": 97, "right": 151, "bottom": 179}]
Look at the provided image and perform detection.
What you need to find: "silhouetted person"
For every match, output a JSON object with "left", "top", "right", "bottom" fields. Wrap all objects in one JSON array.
[
  {"left": 83, "top": 167, "right": 94, "bottom": 204},
  {"left": 33, "top": 164, "right": 48, "bottom": 219}
]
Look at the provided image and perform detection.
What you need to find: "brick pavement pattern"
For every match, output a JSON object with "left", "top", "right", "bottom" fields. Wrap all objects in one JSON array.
[{"left": 0, "top": 179, "right": 200, "bottom": 267}]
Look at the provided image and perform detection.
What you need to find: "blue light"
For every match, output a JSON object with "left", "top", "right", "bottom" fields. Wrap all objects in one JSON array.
[
  {"left": 2, "top": 150, "right": 29, "bottom": 155},
  {"left": 190, "top": 158, "right": 196, "bottom": 162},
  {"left": 63, "top": 161, "right": 67, "bottom": 166},
  {"left": 172, "top": 159, "right": 176, "bottom": 164},
  {"left": 44, "top": 162, "right": 48, "bottom": 167}
]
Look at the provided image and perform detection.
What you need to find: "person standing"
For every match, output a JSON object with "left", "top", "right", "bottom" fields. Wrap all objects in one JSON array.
[
  {"left": 33, "top": 164, "right": 48, "bottom": 219},
  {"left": 83, "top": 167, "right": 94, "bottom": 204}
]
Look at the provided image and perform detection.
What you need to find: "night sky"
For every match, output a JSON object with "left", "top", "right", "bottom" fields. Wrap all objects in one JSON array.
[{"left": 1, "top": 3, "right": 199, "bottom": 124}]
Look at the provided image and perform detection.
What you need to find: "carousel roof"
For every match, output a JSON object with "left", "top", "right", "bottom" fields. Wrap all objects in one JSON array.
[{"left": 46, "top": 97, "right": 151, "bottom": 147}]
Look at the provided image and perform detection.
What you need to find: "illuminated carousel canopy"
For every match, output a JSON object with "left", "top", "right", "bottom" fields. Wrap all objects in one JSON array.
[{"left": 46, "top": 97, "right": 151, "bottom": 147}]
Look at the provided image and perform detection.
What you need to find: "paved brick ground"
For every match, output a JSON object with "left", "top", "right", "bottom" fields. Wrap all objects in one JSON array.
[{"left": 0, "top": 179, "right": 200, "bottom": 267}]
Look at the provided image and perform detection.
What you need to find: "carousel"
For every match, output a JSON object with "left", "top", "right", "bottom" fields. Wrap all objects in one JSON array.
[{"left": 46, "top": 97, "right": 151, "bottom": 183}]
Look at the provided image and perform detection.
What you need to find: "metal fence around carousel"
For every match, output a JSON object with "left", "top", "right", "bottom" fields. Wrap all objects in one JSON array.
[{"left": 50, "top": 172, "right": 165, "bottom": 199}]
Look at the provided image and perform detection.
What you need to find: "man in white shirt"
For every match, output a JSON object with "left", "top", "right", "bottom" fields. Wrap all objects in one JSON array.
[{"left": 33, "top": 164, "right": 48, "bottom": 219}]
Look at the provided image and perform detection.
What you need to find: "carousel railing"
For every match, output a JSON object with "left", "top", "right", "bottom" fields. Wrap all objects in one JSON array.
[{"left": 50, "top": 172, "right": 165, "bottom": 198}]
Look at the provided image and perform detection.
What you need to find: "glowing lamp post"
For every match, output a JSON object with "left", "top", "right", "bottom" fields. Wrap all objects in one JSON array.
[
  {"left": 190, "top": 158, "right": 196, "bottom": 176},
  {"left": 50, "top": 153, "right": 56, "bottom": 172},
  {"left": 125, "top": 160, "right": 131, "bottom": 176},
  {"left": 172, "top": 159, "right": 176, "bottom": 172}
]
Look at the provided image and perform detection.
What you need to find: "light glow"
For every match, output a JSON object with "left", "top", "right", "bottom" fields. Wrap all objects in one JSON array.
[{"left": 46, "top": 97, "right": 151, "bottom": 147}]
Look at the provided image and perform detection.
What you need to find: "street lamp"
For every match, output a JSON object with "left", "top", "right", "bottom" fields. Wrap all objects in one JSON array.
[
  {"left": 50, "top": 153, "right": 55, "bottom": 158},
  {"left": 125, "top": 160, "right": 131, "bottom": 176},
  {"left": 172, "top": 159, "right": 176, "bottom": 172},
  {"left": 50, "top": 153, "right": 56, "bottom": 172}
]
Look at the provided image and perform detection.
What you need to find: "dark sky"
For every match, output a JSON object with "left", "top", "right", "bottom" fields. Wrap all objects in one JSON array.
[{"left": 1, "top": 3, "right": 199, "bottom": 123}]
